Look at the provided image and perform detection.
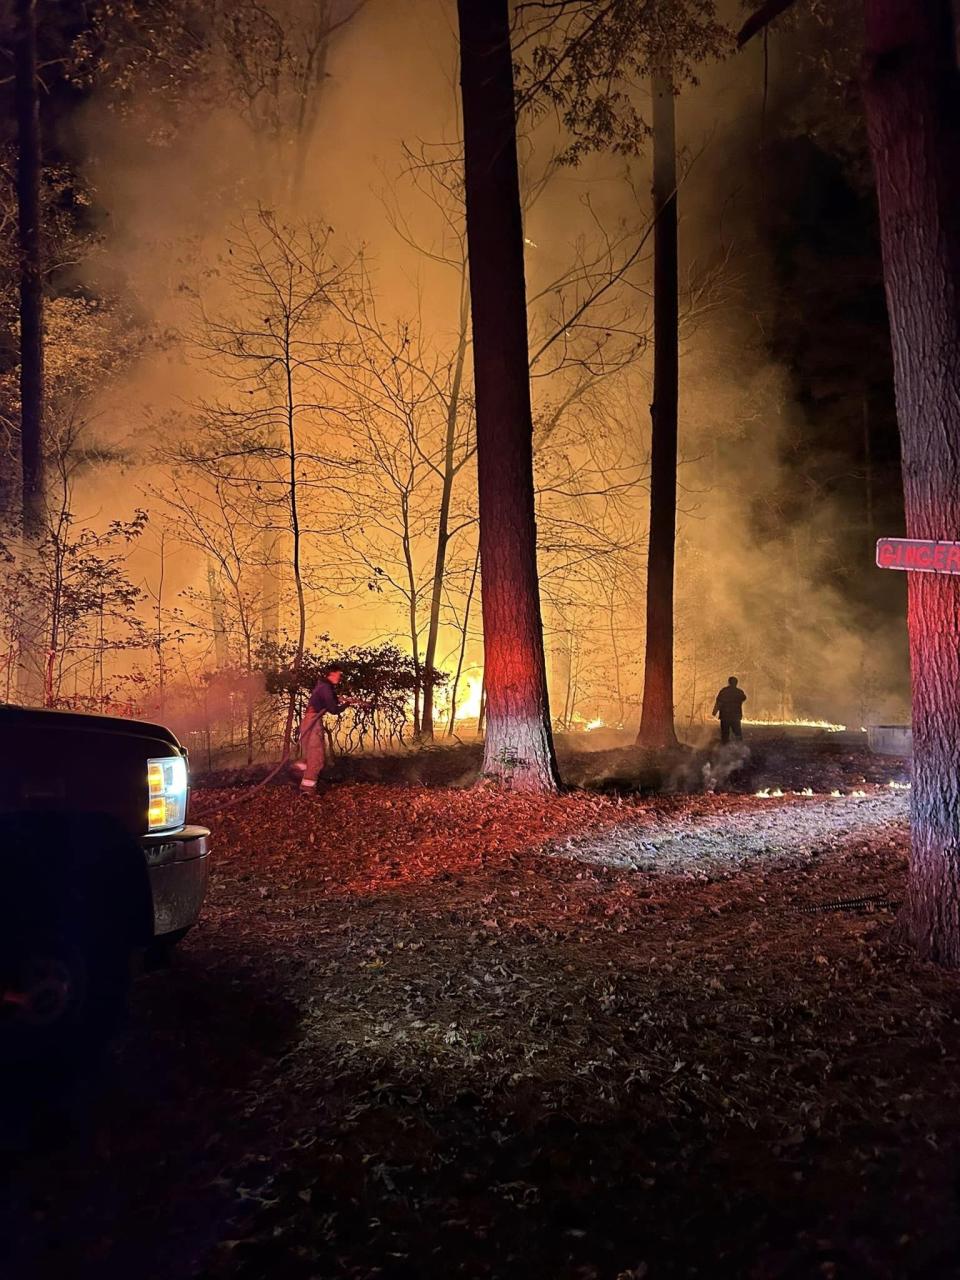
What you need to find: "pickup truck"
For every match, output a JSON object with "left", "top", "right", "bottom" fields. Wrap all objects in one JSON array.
[{"left": 0, "top": 705, "right": 210, "bottom": 1062}]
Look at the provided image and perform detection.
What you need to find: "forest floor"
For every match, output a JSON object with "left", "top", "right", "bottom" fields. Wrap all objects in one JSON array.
[{"left": 6, "top": 734, "right": 960, "bottom": 1280}]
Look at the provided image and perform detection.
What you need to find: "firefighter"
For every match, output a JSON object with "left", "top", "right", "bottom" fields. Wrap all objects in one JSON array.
[
  {"left": 712, "top": 676, "right": 747, "bottom": 744},
  {"left": 294, "top": 664, "right": 355, "bottom": 793}
]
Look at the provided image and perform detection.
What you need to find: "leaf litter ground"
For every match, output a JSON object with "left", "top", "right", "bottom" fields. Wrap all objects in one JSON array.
[{"left": 5, "top": 733, "right": 960, "bottom": 1279}]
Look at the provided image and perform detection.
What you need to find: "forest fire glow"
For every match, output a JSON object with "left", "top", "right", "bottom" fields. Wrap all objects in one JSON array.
[
  {"left": 742, "top": 718, "right": 847, "bottom": 732},
  {"left": 456, "top": 674, "right": 484, "bottom": 721}
]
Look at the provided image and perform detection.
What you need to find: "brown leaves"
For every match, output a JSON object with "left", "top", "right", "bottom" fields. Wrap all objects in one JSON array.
[{"left": 17, "top": 742, "right": 960, "bottom": 1280}]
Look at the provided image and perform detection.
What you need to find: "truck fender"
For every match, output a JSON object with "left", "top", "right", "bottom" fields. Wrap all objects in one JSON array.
[{"left": 0, "top": 811, "right": 153, "bottom": 946}]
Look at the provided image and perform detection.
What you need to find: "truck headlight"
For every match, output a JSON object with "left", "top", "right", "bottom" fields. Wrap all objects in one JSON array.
[{"left": 147, "top": 756, "right": 188, "bottom": 831}]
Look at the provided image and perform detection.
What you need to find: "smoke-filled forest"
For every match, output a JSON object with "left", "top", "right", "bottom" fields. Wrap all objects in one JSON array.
[
  {"left": 0, "top": 0, "right": 909, "bottom": 751},
  {"left": 4, "top": 1, "right": 960, "bottom": 1277}
]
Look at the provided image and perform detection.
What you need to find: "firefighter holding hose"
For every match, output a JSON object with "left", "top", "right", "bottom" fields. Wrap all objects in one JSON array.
[{"left": 294, "top": 664, "right": 358, "bottom": 793}]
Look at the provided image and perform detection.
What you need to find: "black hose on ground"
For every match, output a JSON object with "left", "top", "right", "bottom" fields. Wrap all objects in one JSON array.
[
  {"left": 190, "top": 753, "right": 296, "bottom": 820},
  {"left": 794, "top": 894, "right": 901, "bottom": 914}
]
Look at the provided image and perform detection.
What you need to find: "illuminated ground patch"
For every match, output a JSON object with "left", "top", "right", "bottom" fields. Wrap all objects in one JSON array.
[{"left": 552, "top": 790, "right": 909, "bottom": 877}]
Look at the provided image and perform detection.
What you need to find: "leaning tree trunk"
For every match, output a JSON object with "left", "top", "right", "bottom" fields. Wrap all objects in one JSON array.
[
  {"left": 457, "top": 0, "right": 559, "bottom": 791},
  {"left": 421, "top": 277, "right": 470, "bottom": 740},
  {"left": 862, "top": 0, "right": 960, "bottom": 964},
  {"left": 637, "top": 72, "right": 680, "bottom": 749}
]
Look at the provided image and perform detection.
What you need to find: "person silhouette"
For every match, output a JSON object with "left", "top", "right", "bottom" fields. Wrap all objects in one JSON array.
[{"left": 712, "top": 676, "right": 746, "bottom": 744}]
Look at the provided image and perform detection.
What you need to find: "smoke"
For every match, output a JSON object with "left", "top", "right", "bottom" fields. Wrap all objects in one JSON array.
[
  {"left": 51, "top": 0, "right": 908, "bottom": 740},
  {"left": 663, "top": 16, "right": 910, "bottom": 733}
]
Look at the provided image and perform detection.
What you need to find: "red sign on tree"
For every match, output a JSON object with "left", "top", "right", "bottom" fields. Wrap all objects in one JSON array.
[{"left": 876, "top": 538, "right": 960, "bottom": 574}]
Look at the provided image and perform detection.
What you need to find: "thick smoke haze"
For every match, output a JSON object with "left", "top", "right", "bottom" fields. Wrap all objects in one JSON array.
[{"left": 59, "top": 0, "right": 907, "bottom": 736}]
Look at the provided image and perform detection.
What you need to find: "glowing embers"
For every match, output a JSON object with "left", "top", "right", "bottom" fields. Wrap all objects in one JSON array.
[
  {"left": 584, "top": 718, "right": 605, "bottom": 732},
  {"left": 742, "top": 718, "right": 847, "bottom": 732},
  {"left": 887, "top": 780, "right": 911, "bottom": 791}
]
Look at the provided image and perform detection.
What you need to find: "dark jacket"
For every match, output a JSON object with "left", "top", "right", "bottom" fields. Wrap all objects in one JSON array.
[
  {"left": 307, "top": 678, "right": 344, "bottom": 716},
  {"left": 713, "top": 685, "right": 746, "bottom": 720}
]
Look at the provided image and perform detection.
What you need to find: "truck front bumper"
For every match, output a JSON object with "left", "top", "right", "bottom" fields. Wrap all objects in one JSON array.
[{"left": 142, "top": 824, "right": 211, "bottom": 938}]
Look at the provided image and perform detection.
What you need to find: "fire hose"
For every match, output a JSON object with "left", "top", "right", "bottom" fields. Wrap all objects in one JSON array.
[
  {"left": 189, "top": 751, "right": 297, "bottom": 819},
  {"left": 189, "top": 709, "right": 325, "bottom": 819},
  {"left": 793, "top": 894, "right": 901, "bottom": 914},
  {"left": 190, "top": 698, "right": 373, "bottom": 819}
]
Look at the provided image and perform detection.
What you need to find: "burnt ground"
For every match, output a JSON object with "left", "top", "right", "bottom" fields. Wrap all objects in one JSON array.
[{"left": 5, "top": 734, "right": 960, "bottom": 1280}]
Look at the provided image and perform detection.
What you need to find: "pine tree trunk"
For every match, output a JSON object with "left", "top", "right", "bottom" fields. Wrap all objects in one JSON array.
[
  {"left": 637, "top": 73, "right": 680, "bottom": 749},
  {"left": 862, "top": 0, "right": 960, "bottom": 963},
  {"left": 457, "top": 0, "right": 559, "bottom": 791},
  {"left": 14, "top": 0, "right": 45, "bottom": 704},
  {"left": 15, "top": 0, "right": 44, "bottom": 541}
]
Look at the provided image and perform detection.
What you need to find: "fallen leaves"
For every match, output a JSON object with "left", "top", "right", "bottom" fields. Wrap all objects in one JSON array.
[{"left": 8, "top": 737, "right": 960, "bottom": 1280}]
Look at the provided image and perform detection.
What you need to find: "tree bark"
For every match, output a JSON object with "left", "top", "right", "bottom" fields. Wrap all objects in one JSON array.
[
  {"left": 14, "top": 0, "right": 46, "bottom": 704},
  {"left": 15, "top": 0, "right": 44, "bottom": 541},
  {"left": 421, "top": 276, "right": 471, "bottom": 740},
  {"left": 456, "top": 0, "right": 559, "bottom": 790},
  {"left": 283, "top": 319, "right": 307, "bottom": 759},
  {"left": 862, "top": 0, "right": 960, "bottom": 964},
  {"left": 637, "top": 73, "right": 680, "bottom": 749},
  {"left": 207, "top": 558, "right": 230, "bottom": 668}
]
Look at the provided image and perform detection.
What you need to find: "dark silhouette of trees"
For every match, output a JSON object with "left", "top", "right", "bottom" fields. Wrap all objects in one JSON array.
[
  {"left": 740, "top": 0, "right": 960, "bottom": 965},
  {"left": 13, "top": 0, "right": 43, "bottom": 541},
  {"left": 515, "top": 4, "right": 727, "bottom": 746},
  {"left": 637, "top": 71, "right": 680, "bottom": 749}
]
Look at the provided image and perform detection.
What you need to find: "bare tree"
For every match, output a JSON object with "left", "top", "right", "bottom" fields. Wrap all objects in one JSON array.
[
  {"left": 169, "top": 211, "right": 356, "bottom": 753},
  {"left": 152, "top": 474, "right": 265, "bottom": 762},
  {"left": 332, "top": 257, "right": 477, "bottom": 739}
]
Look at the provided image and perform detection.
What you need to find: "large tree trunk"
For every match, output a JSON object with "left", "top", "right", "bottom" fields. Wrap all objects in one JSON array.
[
  {"left": 457, "top": 0, "right": 559, "bottom": 791},
  {"left": 15, "top": 0, "right": 44, "bottom": 540},
  {"left": 862, "top": 0, "right": 960, "bottom": 964},
  {"left": 14, "top": 0, "right": 46, "bottom": 704},
  {"left": 637, "top": 73, "right": 680, "bottom": 749}
]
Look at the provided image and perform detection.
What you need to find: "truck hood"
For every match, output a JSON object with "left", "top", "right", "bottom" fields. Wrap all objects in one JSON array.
[{"left": 0, "top": 704, "right": 181, "bottom": 751}]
